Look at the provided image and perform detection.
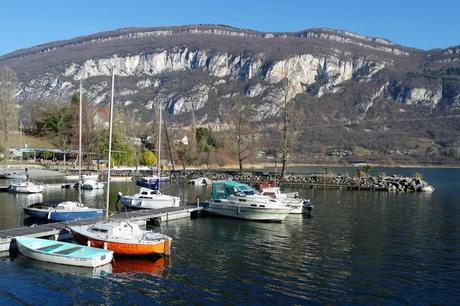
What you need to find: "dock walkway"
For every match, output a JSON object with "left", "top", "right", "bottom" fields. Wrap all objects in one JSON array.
[{"left": 0, "top": 205, "right": 203, "bottom": 252}]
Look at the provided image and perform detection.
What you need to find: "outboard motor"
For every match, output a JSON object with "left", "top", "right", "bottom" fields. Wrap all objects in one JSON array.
[{"left": 303, "top": 199, "right": 313, "bottom": 214}]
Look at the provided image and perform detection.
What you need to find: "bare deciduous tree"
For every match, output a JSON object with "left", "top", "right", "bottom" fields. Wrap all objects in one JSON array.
[
  {"left": 228, "top": 96, "right": 255, "bottom": 174},
  {"left": 0, "top": 67, "right": 19, "bottom": 143},
  {"left": 276, "top": 76, "right": 300, "bottom": 178}
]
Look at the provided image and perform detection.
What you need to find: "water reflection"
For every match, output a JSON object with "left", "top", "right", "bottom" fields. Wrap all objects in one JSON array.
[
  {"left": 112, "top": 256, "right": 170, "bottom": 275},
  {"left": 13, "top": 255, "right": 112, "bottom": 278},
  {"left": 13, "top": 193, "right": 43, "bottom": 207}
]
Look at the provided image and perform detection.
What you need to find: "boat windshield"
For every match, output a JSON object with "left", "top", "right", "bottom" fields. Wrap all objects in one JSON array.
[{"left": 211, "top": 181, "right": 258, "bottom": 199}]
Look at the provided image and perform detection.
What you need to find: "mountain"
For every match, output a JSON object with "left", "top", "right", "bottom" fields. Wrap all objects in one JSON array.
[{"left": 1, "top": 24, "right": 460, "bottom": 164}]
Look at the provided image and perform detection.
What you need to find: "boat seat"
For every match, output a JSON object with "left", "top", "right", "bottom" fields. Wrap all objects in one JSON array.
[
  {"left": 53, "top": 246, "right": 82, "bottom": 255},
  {"left": 37, "top": 243, "right": 64, "bottom": 252}
]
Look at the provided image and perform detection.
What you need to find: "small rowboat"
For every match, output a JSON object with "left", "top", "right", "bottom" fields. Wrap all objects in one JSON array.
[{"left": 15, "top": 236, "right": 113, "bottom": 268}]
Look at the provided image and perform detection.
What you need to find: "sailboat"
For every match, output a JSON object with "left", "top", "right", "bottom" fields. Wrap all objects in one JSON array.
[
  {"left": 120, "top": 104, "right": 180, "bottom": 209},
  {"left": 70, "top": 71, "right": 173, "bottom": 256},
  {"left": 23, "top": 81, "right": 103, "bottom": 221},
  {"left": 6, "top": 122, "right": 35, "bottom": 185}
]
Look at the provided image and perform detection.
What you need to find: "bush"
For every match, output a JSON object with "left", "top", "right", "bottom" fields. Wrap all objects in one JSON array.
[
  {"left": 141, "top": 148, "right": 157, "bottom": 166},
  {"left": 43, "top": 151, "right": 53, "bottom": 160}
]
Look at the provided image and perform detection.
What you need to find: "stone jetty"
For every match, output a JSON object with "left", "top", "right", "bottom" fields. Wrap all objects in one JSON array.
[{"left": 177, "top": 170, "right": 435, "bottom": 193}]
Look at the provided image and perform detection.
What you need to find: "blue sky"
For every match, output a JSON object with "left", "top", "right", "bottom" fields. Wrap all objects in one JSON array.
[{"left": 0, "top": 0, "right": 458, "bottom": 55}]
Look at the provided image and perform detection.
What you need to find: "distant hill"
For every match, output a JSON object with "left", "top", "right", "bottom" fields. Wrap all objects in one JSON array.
[{"left": 1, "top": 24, "right": 459, "bottom": 164}]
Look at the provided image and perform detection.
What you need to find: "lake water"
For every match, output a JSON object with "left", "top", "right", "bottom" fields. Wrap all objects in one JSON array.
[{"left": 0, "top": 167, "right": 459, "bottom": 305}]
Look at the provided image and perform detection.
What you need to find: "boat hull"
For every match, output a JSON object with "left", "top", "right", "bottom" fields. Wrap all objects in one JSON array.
[
  {"left": 120, "top": 196, "right": 180, "bottom": 209},
  {"left": 71, "top": 230, "right": 172, "bottom": 256},
  {"left": 16, "top": 236, "right": 113, "bottom": 268},
  {"left": 81, "top": 182, "right": 104, "bottom": 190},
  {"left": 206, "top": 202, "right": 291, "bottom": 222},
  {"left": 9, "top": 184, "right": 43, "bottom": 194},
  {"left": 24, "top": 208, "right": 103, "bottom": 221}
]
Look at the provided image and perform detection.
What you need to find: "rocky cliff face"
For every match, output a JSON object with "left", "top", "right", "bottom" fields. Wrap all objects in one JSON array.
[
  {"left": 1, "top": 25, "right": 459, "bottom": 162},
  {"left": 0, "top": 25, "right": 417, "bottom": 117}
]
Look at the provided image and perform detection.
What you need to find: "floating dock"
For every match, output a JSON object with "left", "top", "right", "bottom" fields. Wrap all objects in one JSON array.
[{"left": 0, "top": 205, "right": 204, "bottom": 252}]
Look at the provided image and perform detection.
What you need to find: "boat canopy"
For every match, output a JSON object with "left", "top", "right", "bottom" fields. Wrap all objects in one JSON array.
[{"left": 211, "top": 181, "right": 256, "bottom": 200}]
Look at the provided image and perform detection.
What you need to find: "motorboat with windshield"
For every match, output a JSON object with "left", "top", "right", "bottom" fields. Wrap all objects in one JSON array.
[{"left": 206, "top": 180, "right": 292, "bottom": 221}]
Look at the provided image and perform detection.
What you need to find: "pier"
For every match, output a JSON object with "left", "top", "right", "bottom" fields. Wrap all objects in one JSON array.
[{"left": 0, "top": 205, "right": 204, "bottom": 252}]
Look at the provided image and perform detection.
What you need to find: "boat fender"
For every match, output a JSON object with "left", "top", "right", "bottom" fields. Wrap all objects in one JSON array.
[
  {"left": 103, "top": 242, "right": 108, "bottom": 250},
  {"left": 47, "top": 211, "right": 52, "bottom": 220},
  {"left": 87, "top": 240, "right": 91, "bottom": 247}
]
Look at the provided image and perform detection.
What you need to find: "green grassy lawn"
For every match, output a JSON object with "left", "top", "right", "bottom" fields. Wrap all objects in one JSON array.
[{"left": 3, "top": 132, "right": 55, "bottom": 149}]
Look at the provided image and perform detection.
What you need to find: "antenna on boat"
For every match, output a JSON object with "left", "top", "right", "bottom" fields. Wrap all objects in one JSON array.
[
  {"left": 157, "top": 103, "right": 162, "bottom": 191},
  {"left": 105, "top": 70, "right": 115, "bottom": 220},
  {"left": 78, "top": 80, "right": 83, "bottom": 204}
]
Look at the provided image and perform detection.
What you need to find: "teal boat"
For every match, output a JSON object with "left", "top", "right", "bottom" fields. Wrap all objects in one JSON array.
[{"left": 15, "top": 236, "right": 113, "bottom": 268}]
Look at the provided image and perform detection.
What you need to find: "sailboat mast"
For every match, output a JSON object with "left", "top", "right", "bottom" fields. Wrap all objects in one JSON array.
[
  {"left": 78, "top": 81, "right": 83, "bottom": 203},
  {"left": 105, "top": 71, "right": 115, "bottom": 219},
  {"left": 157, "top": 104, "right": 162, "bottom": 189},
  {"left": 19, "top": 121, "right": 22, "bottom": 164},
  {"left": 162, "top": 111, "right": 176, "bottom": 177}
]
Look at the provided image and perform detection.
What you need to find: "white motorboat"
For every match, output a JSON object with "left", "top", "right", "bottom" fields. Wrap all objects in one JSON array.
[
  {"left": 119, "top": 187, "right": 180, "bottom": 209},
  {"left": 9, "top": 181, "right": 44, "bottom": 194},
  {"left": 206, "top": 181, "right": 292, "bottom": 222},
  {"left": 81, "top": 180, "right": 104, "bottom": 190},
  {"left": 260, "top": 186, "right": 312, "bottom": 214},
  {"left": 189, "top": 177, "right": 212, "bottom": 186}
]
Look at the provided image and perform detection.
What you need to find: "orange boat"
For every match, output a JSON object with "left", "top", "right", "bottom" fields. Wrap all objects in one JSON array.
[
  {"left": 70, "top": 220, "right": 172, "bottom": 256},
  {"left": 69, "top": 73, "right": 172, "bottom": 257}
]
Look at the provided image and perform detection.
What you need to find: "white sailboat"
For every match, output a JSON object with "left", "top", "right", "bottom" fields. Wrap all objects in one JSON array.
[
  {"left": 23, "top": 81, "right": 103, "bottom": 221},
  {"left": 70, "top": 71, "right": 173, "bottom": 256},
  {"left": 120, "top": 103, "right": 180, "bottom": 209}
]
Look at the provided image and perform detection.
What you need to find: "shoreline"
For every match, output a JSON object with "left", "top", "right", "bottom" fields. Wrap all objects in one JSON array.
[
  {"left": 1, "top": 162, "right": 460, "bottom": 173},
  {"left": 184, "top": 162, "right": 460, "bottom": 170}
]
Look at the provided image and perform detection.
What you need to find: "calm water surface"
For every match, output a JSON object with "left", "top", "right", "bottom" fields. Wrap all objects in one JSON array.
[{"left": 0, "top": 167, "right": 459, "bottom": 305}]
